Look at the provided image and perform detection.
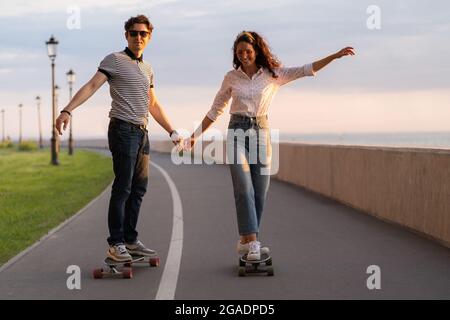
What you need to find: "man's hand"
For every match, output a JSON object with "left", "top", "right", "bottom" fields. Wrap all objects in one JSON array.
[
  {"left": 55, "top": 112, "right": 70, "bottom": 135},
  {"left": 170, "top": 130, "right": 184, "bottom": 152}
]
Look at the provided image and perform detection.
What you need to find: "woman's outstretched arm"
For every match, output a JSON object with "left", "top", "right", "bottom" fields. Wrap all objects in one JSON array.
[{"left": 312, "top": 47, "right": 355, "bottom": 73}]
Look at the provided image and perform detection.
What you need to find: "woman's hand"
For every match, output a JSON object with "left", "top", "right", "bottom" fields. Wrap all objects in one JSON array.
[
  {"left": 183, "top": 137, "right": 196, "bottom": 151},
  {"left": 312, "top": 47, "right": 355, "bottom": 73},
  {"left": 334, "top": 47, "right": 355, "bottom": 59}
]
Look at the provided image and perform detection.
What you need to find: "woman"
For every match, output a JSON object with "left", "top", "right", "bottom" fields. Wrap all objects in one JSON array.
[{"left": 185, "top": 31, "right": 354, "bottom": 260}]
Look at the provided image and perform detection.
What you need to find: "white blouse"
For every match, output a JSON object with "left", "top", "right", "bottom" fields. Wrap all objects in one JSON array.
[{"left": 206, "top": 63, "right": 315, "bottom": 121}]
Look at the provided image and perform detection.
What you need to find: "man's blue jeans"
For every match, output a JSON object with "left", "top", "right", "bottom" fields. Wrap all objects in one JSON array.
[
  {"left": 107, "top": 118, "right": 150, "bottom": 245},
  {"left": 227, "top": 115, "right": 272, "bottom": 236}
]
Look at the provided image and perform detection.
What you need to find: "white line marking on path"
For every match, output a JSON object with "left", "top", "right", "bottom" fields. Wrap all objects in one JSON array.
[{"left": 151, "top": 161, "right": 183, "bottom": 300}]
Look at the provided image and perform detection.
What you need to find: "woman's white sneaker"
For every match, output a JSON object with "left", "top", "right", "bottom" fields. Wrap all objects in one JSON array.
[
  {"left": 246, "top": 241, "right": 261, "bottom": 261},
  {"left": 237, "top": 241, "right": 270, "bottom": 255}
]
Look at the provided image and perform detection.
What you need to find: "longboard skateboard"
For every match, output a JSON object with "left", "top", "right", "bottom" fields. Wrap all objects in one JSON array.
[
  {"left": 238, "top": 253, "right": 274, "bottom": 277},
  {"left": 93, "top": 254, "right": 160, "bottom": 279}
]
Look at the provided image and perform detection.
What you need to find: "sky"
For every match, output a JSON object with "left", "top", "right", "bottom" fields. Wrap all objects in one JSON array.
[{"left": 0, "top": 0, "right": 449, "bottom": 140}]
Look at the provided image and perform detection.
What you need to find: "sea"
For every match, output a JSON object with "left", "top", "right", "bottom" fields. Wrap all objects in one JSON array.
[
  {"left": 148, "top": 131, "right": 450, "bottom": 150},
  {"left": 278, "top": 132, "right": 450, "bottom": 149}
]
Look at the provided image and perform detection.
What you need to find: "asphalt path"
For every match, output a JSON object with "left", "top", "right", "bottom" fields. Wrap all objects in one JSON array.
[{"left": 0, "top": 150, "right": 449, "bottom": 299}]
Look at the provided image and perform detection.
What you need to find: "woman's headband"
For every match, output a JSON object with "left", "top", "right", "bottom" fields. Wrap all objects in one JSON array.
[{"left": 237, "top": 31, "right": 255, "bottom": 42}]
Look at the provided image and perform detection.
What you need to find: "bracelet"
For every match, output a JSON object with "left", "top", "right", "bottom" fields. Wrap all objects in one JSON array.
[
  {"left": 170, "top": 130, "right": 178, "bottom": 138},
  {"left": 61, "top": 110, "right": 71, "bottom": 116}
]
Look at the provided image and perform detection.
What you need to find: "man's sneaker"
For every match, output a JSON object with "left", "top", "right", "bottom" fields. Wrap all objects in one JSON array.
[
  {"left": 108, "top": 243, "right": 132, "bottom": 262},
  {"left": 125, "top": 240, "right": 156, "bottom": 257},
  {"left": 237, "top": 240, "right": 270, "bottom": 255},
  {"left": 246, "top": 241, "right": 261, "bottom": 261}
]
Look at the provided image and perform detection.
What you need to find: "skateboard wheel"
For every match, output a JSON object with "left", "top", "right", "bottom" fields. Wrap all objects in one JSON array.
[
  {"left": 239, "top": 259, "right": 245, "bottom": 267},
  {"left": 124, "top": 262, "right": 131, "bottom": 267},
  {"left": 122, "top": 267, "right": 133, "bottom": 279},
  {"left": 93, "top": 268, "right": 103, "bottom": 279},
  {"left": 149, "top": 257, "right": 160, "bottom": 267},
  {"left": 267, "top": 266, "right": 274, "bottom": 276},
  {"left": 266, "top": 258, "right": 272, "bottom": 266},
  {"left": 238, "top": 267, "right": 246, "bottom": 277}
]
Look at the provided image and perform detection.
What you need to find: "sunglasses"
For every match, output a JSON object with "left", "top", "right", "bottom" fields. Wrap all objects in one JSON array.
[{"left": 128, "top": 30, "right": 150, "bottom": 38}]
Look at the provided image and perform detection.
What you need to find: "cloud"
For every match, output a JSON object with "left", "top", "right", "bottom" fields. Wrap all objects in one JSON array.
[
  {"left": 1, "top": 0, "right": 450, "bottom": 141},
  {"left": 0, "top": 52, "right": 41, "bottom": 60},
  {"left": 2, "top": 0, "right": 450, "bottom": 92},
  {"left": 0, "top": 0, "right": 178, "bottom": 17}
]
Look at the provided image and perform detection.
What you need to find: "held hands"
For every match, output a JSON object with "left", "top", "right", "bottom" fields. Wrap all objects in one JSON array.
[
  {"left": 170, "top": 131, "right": 196, "bottom": 154},
  {"left": 334, "top": 47, "right": 355, "bottom": 59},
  {"left": 170, "top": 130, "right": 184, "bottom": 152},
  {"left": 182, "top": 137, "right": 196, "bottom": 152},
  {"left": 55, "top": 112, "right": 70, "bottom": 135}
]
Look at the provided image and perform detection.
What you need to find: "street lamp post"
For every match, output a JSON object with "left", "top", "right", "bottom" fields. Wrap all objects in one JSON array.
[
  {"left": 18, "top": 103, "right": 23, "bottom": 144},
  {"left": 1, "top": 109, "right": 5, "bottom": 143},
  {"left": 36, "top": 96, "right": 43, "bottom": 149},
  {"left": 66, "top": 69, "right": 76, "bottom": 155},
  {"left": 46, "top": 35, "right": 59, "bottom": 165},
  {"left": 54, "top": 85, "right": 60, "bottom": 108}
]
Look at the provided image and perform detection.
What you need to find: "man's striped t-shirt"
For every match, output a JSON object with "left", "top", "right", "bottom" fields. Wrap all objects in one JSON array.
[{"left": 98, "top": 47, "right": 154, "bottom": 126}]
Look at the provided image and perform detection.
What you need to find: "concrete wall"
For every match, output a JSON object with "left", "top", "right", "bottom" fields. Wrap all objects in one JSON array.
[
  {"left": 275, "top": 143, "right": 450, "bottom": 248},
  {"left": 149, "top": 139, "right": 450, "bottom": 248}
]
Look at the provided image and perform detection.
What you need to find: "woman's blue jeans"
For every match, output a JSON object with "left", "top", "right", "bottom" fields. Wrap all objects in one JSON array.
[{"left": 227, "top": 114, "right": 272, "bottom": 236}]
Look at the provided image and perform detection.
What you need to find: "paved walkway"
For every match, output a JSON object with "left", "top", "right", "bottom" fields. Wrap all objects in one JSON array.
[{"left": 0, "top": 151, "right": 449, "bottom": 299}]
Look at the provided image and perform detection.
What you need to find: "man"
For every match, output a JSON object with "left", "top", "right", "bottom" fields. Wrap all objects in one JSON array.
[{"left": 56, "top": 15, "right": 182, "bottom": 262}]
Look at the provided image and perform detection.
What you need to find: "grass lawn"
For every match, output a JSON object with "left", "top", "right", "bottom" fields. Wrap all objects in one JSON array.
[{"left": 0, "top": 148, "right": 113, "bottom": 265}]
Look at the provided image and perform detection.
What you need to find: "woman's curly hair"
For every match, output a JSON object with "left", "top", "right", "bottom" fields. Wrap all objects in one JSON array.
[{"left": 232, "top": 31, "right": 281, "bottom": 78}]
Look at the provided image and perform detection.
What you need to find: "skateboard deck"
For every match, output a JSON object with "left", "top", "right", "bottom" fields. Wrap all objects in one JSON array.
[
  {"left": 93, "top": 254, "right": 160, "bottom": 279},
  {"left": 104, "top": 256, "right": 144, "bottom": 266},
  {"left": 238, "top": 253, "right": 274, "bottom": 277}
]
